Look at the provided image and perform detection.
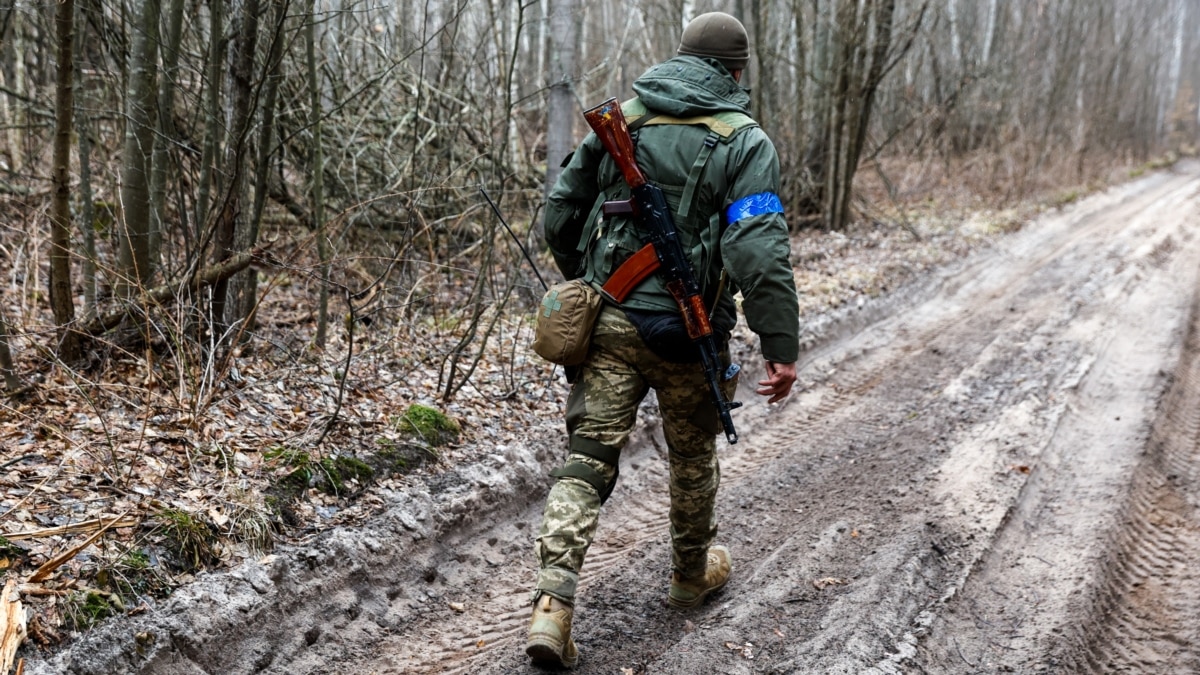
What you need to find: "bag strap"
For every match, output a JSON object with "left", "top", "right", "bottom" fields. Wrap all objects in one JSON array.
[
  {"left": 621, "top": 98, "right": 756, "bottom": 138},
  {"left": 678, "top": 131, "right": 720, "bottom": 219}
]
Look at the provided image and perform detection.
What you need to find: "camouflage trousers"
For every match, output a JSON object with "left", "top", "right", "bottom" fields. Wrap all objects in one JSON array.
[{"left": 534, "top": 306, "right": 737, "bottom": 604}]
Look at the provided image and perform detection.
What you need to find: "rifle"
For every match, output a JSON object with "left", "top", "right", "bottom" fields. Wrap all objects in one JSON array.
[{"left": 582, "top": 97, "right": 742, "bottom": 444}]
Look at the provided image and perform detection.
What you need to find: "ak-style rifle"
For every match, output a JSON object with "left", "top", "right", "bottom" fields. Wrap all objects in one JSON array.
[{"left": 582, "top": 97, "right": 742, "bottom": 443}]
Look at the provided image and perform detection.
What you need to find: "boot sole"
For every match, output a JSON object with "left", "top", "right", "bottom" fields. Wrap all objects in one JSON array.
[{"left": 526, "top": 636, "right": 579, "bottom": 669}]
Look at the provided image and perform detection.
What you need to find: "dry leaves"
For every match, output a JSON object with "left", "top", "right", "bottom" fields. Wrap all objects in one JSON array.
[{"left": 724, "top": 640, "right": 755, "bottom": 659}]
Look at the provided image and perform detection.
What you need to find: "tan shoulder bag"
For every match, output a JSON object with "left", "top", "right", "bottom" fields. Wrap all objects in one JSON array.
[{"left": 532, "top": 279, "right": 603, "bottom": 366}]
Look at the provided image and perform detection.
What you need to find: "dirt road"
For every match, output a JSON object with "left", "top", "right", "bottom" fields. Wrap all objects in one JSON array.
[{"left": 29, "top": 162, "right": 1200, "bottom": 674}]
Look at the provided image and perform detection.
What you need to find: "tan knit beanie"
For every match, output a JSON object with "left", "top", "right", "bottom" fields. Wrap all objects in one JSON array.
[{"left": 677, "top": 12, "right": 749, "bottom": 71}]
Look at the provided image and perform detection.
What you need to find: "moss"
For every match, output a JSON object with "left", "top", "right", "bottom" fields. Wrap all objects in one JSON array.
[
  {"left": 376, "top": 437, "right": 439, "bottom": 475},
  {"left": 0, "top": 535, "right": 24, "bottom": 558},
  {"left": 121, "top": 550, "right": 150, "bottom": 570},
  {"left": 316, "top": 458, "right": 344, "bottom": 495},
  {"left": 333, "top": 456, "right": 375, "bottom": 482},
  {"left": 313, "top": 455, "right": 376, "bottom": 496},
  {"left": 265, "top": 445, "right": 315, "bottom": 497},
  {"left": 376, "top": 440, "right": 408, "bottom": 470},
  {"left": 63, "top": 590, "right": 120, "bottom": 630},
  {"left": 279, "top": 465, "right": 313, "bottom": 493},
  {"left": 1051, "top": 190, "right": 1081, "bottom": 208},
  {"left": 395, "top": 404, "right": 460, "bottom": 447},
  {"left": 95, "top": 549, "right": 170, "bottom": 604}
]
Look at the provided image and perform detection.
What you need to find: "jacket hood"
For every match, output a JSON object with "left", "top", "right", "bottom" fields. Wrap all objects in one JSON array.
[{"left": 631, "top": 55, "right": 751, "bottom": 118}]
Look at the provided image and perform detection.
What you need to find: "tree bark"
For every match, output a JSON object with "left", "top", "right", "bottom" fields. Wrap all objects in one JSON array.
[
  {"left": 49, "top": 0, "right": 80, "bottom": 361},
  {"left": 236, "top": 0, "right": 288, "bottom": 328},
  {"left": 307, "top": 0, "right": 330, "bottom": 347},
  {"left": 116, "top": 0, "right": 162, "bottom": 296},
  {"left": 0, "top": 307, "right": 20, "bottom": 393},
  {"left": 73, "top": 5, "right": 97, "bottom": 321},
  {"left": 211, "top": 0, "right": 261, "bottom": 336},
  {"left": 148, "top": 0, "right": 187, "bottom": 267},
  {"left": 194, "top": 0, "right": 225, "bottom": 241},
  {"left": 542, "top": 0, "right": 580, "bottom": 251}
]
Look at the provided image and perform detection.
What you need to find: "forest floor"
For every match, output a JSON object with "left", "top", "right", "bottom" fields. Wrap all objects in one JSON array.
[{"left": 8, "top": 158, "right": 1200, "bottom": 673}]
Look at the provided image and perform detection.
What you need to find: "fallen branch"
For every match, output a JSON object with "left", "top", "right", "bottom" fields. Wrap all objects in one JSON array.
[
  {"left": 2, "top": 516, "right": 139, "bottom": 542},
  {"left": 75, "top": 246, "right": 273, "bottom": 337},
  {"left": 26, "top": 513, "right": 131, "bottom": 583},
  {"left": 14, "top": 586, "right": 71, "bottom": 598},
  {"left": 1, "top": 579, "right": 26, "bottom": 675}
]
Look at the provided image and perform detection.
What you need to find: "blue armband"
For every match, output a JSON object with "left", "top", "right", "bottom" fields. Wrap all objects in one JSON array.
[{"left": 725, "top": 192, "right": 784, "bottom": 224}]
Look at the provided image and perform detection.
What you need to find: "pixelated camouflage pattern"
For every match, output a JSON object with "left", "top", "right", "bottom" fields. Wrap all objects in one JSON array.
[{"left": 535, "top": 307, "right": 738, "bottom": 602}]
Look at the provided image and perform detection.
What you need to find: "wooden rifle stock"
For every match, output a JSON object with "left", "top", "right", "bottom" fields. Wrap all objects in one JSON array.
[{"left": 583, "top": 98, "right": 647, "bottom": 189}]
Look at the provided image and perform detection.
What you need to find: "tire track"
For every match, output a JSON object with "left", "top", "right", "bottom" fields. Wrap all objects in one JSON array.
[
  {"left": 914, "top": 167, "right": 1200, "bottom": 673},
  {"left": 1065, "top": 292, "right": 1200, "bottom": 673}
]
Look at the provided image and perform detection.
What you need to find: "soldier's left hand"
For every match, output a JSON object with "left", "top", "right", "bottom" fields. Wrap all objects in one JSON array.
[{"left": 757, "top": 361, "right": 797, "bottom": 404}]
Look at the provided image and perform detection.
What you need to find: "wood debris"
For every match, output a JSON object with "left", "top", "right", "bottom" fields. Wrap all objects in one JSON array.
[
  {"left": 1, "top": 579, "right": 26, "bottom": 675},
  {"left": 2, "top": 516, "right": 139, "bottom": 542}
]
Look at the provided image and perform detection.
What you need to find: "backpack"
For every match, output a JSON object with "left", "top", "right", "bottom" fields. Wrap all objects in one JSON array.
[{"left": 577, "top": 97, "right": 759, "bottom": 314}]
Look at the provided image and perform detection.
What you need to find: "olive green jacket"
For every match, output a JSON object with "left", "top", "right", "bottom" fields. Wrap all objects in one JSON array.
[{"left": 545, "top": 56, "right": 800, "bottom": 363}]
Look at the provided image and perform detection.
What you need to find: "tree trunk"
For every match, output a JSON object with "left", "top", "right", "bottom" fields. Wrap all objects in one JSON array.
[
  {"left": 1, "top": 12, "right": 26, "bottom": 174},
  {"left": 195, "top": 0, "right": 225, "bottom": 242},
  {"left": 0, "top": 307, "right": 20, "bottom": 393},
  {"left": 211, "top": 0, "right": 261, "bottom": 337},
  {"left": 542, "top": 0, "right": 580, "bottom": 250},
  {"left": 116, "top": 0, "right": 161, "bottom": 296},
  {"left": 800, "top": 0, "right": 833, "bottom": 220},
  {"left": 148, "top": 0, "right": 186, "bottom": 268},
  {"left": 49, "top": 0, "right": 79, "bottom": 361},
  {"left": 981, "top": 0, "right": 998, "bottom": 66},
  {"left": 73, "top": 6, "right": 97, "bottom": 321},
  {"left": 307, "top": 0, "right": 330, "bottom": 347},
  {"left": 823, "top": 0, "right": 857, "bottom": 231},
  {"left": 236, "top": 0, "right": 287, "bottom": 328}
]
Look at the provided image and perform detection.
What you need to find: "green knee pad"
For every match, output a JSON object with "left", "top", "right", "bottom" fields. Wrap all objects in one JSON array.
[{"left": 550, "top": 460, "right": 620, "bottom": 504}]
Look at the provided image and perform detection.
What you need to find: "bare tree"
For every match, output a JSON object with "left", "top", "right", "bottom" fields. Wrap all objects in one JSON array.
[
  {"left": 544, "top": 0, "right": 581, "bottom": 206},
  {"left": 210, "top": 0, "right": 262, "bottom": 336},
  {"left": 73, "top": 5, "right": 98, "bottom": 321},
  {"left": 116, "top": 0, "right": 162, "bottom": 296},
  {"left": 49, "top": 0, "right": 80, "bottom": 361},
  {"left": 148, "top": 0, "right": 188, "bottom": 267},
  {"left": 238, "top": 0, "right": 290, "bottom": 327},
  {"left": 0, "top": 307, "right": 20, "bottom": 393},
  {"left": 195, "top": 0, "right": 226, "bottom": 242},
  {"left": 307, "top": 0, "right": 329, "bottom": 347}
]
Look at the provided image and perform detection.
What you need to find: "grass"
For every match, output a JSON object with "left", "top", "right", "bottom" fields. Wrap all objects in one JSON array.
[
  {"left": 61, "top": 590, "right": 121, "bottom": 631},
  {"left": 156, "top": 507, "right": 219, "bottom": 572}
]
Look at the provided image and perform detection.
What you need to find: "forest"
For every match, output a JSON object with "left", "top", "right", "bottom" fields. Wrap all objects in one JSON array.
[{"left": 1, "top": 0, "right": 1198, "bottom": 668}]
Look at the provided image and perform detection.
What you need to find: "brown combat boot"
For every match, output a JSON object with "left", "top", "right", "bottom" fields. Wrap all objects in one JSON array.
[
  {"left": 525, "top": 594, "right": 579, "bottom": 668},
  {"left": 668, "top": 545, "right": 732, "bottom": 609}
]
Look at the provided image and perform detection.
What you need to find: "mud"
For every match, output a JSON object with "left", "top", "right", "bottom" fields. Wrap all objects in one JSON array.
[{"left": 25, "top": 162, "right": 1200, "bottom": 674}]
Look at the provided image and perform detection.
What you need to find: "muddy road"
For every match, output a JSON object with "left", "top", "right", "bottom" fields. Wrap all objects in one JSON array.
[{"left": 29, "top": 163, "right": 1200, "bottom": 675}]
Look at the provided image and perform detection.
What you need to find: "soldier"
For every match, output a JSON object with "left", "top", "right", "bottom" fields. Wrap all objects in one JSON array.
[{"left": 527, "top": 11, "right": 800, "bottom": 668}]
